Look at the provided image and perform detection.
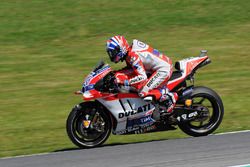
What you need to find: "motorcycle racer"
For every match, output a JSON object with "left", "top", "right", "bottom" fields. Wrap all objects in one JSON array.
[{"left": 106, "top": 35, "right": 178, "bottom": 113}]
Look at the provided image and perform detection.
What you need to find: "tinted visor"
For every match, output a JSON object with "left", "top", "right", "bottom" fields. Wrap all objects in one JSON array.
[{"left": 107, "top": 47, "right": 120, "bottom": 62}]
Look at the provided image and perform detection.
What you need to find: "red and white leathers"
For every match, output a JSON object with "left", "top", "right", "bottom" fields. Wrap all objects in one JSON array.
[{"left": 115, "top": 39, "right": 178, "bottom": 111}]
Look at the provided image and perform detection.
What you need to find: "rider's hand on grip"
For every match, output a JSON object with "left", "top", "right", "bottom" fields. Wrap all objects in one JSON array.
[
  {"left": 115, "top": 78, "right": 129, "bottom": 86},
  {"left": 114, "top": 72, "right": 129, "bottom": 86}
]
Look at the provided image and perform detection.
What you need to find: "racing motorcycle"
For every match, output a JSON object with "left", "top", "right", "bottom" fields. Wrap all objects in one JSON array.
[{"left": 66, "top": 50, "right": 224, "bottom": 148}]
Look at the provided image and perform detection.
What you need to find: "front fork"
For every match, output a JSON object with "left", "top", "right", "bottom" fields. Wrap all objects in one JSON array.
[{"left": 82, "top": 110, "right": 104, "bottom": 132}]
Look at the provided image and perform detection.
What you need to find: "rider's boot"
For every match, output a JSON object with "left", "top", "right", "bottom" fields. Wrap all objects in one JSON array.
[{"left": 159, "top": 89, "right": 178, "bottom": 113}]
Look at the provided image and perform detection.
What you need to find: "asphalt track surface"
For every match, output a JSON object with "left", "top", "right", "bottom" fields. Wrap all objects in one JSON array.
[{"left": 1, "top": 131, "right": 250, "bottom": 167}]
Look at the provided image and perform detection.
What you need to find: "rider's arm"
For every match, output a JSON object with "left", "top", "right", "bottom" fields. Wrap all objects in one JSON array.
[{"left": 127, "top": 52, "right": 147, "bottom": 85}]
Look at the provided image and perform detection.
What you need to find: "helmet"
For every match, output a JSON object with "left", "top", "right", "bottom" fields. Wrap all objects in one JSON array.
[{"left": 106, "top": 36, "right": 129, "bottom": 63}]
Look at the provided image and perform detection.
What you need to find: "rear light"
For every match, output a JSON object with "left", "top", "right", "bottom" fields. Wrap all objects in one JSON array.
[{"left": 185, "top": 99, "right": 192, "bottom": 107}]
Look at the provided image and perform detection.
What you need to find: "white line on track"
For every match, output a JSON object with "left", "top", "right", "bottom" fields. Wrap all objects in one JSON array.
[
  {"left": 228, "top": 164, "right": 250, "bottom": 167},
  {"left": 1, "top": 129, "right": 250, "bottom": 160},
  {"left": 214, "top": 129, "right": 250, "bottom": 135},
  {"left": 0, "top": 151, "right": 69, "bottom": 160}
]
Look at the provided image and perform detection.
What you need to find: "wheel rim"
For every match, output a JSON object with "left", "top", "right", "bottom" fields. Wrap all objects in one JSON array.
[
  {"left": 71, "top": 107, "right": 110, "bottom": 146},
  {"left": 187, "top": 94, "right": 221, "bottom": 133}
]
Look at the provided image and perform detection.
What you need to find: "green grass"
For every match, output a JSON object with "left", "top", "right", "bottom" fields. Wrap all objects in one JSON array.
[{"left": 0, "top": 0, "right": 250, "bottom": 157}]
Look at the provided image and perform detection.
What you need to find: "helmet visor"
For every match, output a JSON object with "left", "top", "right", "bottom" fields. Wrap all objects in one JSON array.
[{"left": 107, "top": 47, "right": 121, "bottom": 63}]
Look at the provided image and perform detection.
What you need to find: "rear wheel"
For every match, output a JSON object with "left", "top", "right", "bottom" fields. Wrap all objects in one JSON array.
[
  {"left": 66, "top": 101, "right": 112, "bottom": 148},
  {"left": 178, "top": 86, "right": 224, "bottom": 137}
]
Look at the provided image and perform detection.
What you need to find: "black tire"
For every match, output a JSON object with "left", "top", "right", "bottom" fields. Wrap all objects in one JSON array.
[
  {"left": 66, "top": 101, "right": 112, "bottom": 148},
  {"left": 178, "top": 86, "right": 224, "bottom": 137}
]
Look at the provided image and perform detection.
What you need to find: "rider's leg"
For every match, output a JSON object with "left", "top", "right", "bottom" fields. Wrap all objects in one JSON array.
[
  {"left": 139, "top": 70, "right": 169, "bottom": 96},
  {"left": 139, "top": 69, "right": 178, "bottom": 113}
]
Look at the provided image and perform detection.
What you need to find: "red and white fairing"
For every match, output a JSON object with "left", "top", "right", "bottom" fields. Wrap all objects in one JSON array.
[
  {"left": 81, "top": 65, "right": 113, "bottom": 100},
  {"left": 80, "top": 54, "right": 209, "bottom": 134},
  {"left": 81, "top": 64, "right": 156, "bottom": 134},
  {"left": 98, "top": 98, "right": 155, "bottom": 134},
  {"left": 167, "top": 55, "right": 209, "bottom": 91}
]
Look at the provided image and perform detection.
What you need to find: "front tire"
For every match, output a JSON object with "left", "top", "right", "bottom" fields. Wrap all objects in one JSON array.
[
  {"left": 178, "top": 86, "right": 224, "bottom": 137},
  {"left": 66, "top": 101, "right": 112, "bottom": 148}
]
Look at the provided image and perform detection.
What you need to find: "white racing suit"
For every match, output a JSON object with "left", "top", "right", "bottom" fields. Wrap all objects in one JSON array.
[
  {"left": 126, "top": 39, "right": 172, "bottom": 97},
  {"left": 116, "top": 39, "right": 178, "bottom": 113}
]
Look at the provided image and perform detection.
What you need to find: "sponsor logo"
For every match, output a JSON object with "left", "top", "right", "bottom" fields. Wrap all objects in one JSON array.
[
  {"left": 181, "top": 114, "right": 187, "bottom": 120},
  {"left": 177, "top": 111, "right": 198, "bottom": 121},
  {"left": 135, "top": 125, "right": 157, "bottom": 134},
  {"left": 115, "top": 118, "right": 154, "bottom": 135},
  {"left": 130, "top": 75, "right": 145, "bottom": 84},
  {"left": 127, "top": 115, "right": 153, "bottom": 127},
  {"left": 140, "top": 115, "right": 151, "bottom": 123},
  {"left": 83, "top": 66, "right": 111, "bottom": 86},
  {"left": 189, "top": 111, "right": 198, "bottom": 118},
  {"left": 118, "top": 104, "right": 151, "bottom": 118},
  {"left": 146, "top": 72, "right": 161, "bottom": 88}
]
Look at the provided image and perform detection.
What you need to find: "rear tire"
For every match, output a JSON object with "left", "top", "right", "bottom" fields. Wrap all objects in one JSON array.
[
  {"left": 178, "top": 86, "right": 224, "bottom": 137},
  {"left": 66, "top": 101, "right": 112, "bottom": 148}
]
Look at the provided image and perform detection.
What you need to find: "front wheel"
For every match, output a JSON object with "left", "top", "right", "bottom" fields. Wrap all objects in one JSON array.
[
  {"left": 178, "top": 86, "right": 224, "bottom": 137},
  {"left": 66, "top": 101, "right": 112, "bottom": 148}
]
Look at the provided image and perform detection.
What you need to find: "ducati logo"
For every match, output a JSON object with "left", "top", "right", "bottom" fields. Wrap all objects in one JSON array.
[
  {"left": 118, "top": 104, "right": 151, "bottom": 118},
  {"left": 146, "top": 72, "right": 161, "bottom": 88}
]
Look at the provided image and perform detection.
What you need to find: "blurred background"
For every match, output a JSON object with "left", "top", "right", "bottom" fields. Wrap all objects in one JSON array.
[{"left": 0, "top": 0, "right": 249, "bottom": 157}]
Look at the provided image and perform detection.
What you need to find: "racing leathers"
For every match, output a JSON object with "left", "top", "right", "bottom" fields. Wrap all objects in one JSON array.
[{"left": 116, "top": 39, "right": 178, "bottom": 113}]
